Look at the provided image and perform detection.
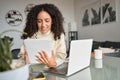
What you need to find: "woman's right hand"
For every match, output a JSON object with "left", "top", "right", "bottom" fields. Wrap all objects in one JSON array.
[{"left": 35, "top": 50, "right": 57, "bottom": 68}]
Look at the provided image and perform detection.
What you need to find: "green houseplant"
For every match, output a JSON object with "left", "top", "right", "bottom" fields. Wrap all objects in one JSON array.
[
  {"left": 0, "top": 35, "right": 13, "bottom": 71},
  {"left": 0, "top": 29, "right": 27, "bottom": 72},
  {"left": 0, "top": 29, "right": 29, "bottom": 80}
]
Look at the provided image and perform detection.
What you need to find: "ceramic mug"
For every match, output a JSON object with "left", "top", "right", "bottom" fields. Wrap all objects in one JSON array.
[{"left": 94, "top": 49, "right": 102, "bottom": 59}]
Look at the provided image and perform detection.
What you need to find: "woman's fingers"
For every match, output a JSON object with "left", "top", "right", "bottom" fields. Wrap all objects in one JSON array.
[
  {"left": 38, "top": 51, "right": 49, "bottom": 64},
  {"left": 42, "top": 50, "right": 49, "bottom": 59},
  {"left": 35, "top": 55, "right": 46, "bottom": 64},
  {"left": 35, "top": 50, "right": 57, "bottom": 67}
]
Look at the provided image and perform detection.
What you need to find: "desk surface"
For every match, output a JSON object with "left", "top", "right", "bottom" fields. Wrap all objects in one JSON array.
[{"left": 30, "top": 55, "right": 120, "bottom": 80}]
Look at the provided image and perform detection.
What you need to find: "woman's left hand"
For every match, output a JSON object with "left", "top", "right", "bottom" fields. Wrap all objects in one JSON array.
[{"left": 35, "top": 50, "right": 57, "bottom": 68}]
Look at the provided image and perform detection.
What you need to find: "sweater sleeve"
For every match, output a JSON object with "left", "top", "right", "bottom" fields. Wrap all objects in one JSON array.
[{"left": 55, "top": 34, "right": 67, "bottom": 66}]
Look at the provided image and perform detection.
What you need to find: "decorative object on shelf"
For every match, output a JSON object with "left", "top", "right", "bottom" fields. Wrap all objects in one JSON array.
[
  {"left": 24, "top": 3, "right": 35, "bottom": 15},
  {"left": 5, "top": 10, "right": 23, "bottom": 26},
  {"left": 68, "top": 22, "right": 78, "bottom": 45},
  {"left": 68, "top": 31, "right": 78, "bottom": 42},
  {"left": 68, "top": 22, "right": 77, "bottom": 31}
]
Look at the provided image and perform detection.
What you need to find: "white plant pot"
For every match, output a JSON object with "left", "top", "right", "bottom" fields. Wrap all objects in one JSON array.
[{"left": 0, "top": 64, "right": 29, "bottom": 80}]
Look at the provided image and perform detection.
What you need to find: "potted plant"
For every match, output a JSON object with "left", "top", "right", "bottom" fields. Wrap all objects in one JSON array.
[{"left": 0, "top": 29, "right": 29, "bottom": 80}]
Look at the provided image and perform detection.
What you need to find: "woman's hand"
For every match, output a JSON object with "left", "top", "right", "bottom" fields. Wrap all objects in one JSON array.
[
  {"left": 24, "top": 49, "right": 30, "bottom": 64},
  {"left": 35, "top": 50, "right": 57, "bottom": 68}
]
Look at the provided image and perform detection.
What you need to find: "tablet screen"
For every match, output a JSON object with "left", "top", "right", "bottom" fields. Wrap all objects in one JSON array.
[{"left": 24, "top": 39, "right": 52, "bottom": 64}]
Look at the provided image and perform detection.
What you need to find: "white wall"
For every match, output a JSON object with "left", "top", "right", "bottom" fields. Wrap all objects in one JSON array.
[
  {"left": 74, "top": 0, "right": 120, "bottom": 42},
  {"left": 1, "top": 0, "right": 119, "bottom": 49},
  {"left": 0, "top": 0, "right": 75, "bottom": 49}
]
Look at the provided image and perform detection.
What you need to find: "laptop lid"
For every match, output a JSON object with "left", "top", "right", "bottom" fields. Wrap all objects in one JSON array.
[
  {"left": 44, "top": 39, "right": 93, "bottom": 76},
  {"left": 67, "top": 39, "right": 93, "bottom": 76}
]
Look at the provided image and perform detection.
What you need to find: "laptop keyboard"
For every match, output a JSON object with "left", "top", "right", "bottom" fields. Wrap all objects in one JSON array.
[
  {"left": 105, "top": 52, "right": 120, "bottom": 57},
  {"left": 44, "top": 62, "right": 68, "bottom": 75}
]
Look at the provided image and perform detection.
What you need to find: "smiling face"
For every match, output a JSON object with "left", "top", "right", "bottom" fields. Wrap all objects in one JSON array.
[{"left": 37, "top": 11, "right": 52, "bottom": 34}]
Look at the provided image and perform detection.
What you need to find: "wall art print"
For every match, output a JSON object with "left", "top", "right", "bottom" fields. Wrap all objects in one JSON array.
[
  {"left": 101, "top": 0, "right": 116, "bottom": 24},
  {"left": 81, "top": 5, "right": 90, "bottom": 26},
  {"left": 82, "top": 0, "right": 116, "bottom": 27},
  {"left": 5, "top": 10, "right": 23, "bottom": 26},
  {"left": 89, "top": 0, "right": 101, "bottom": 25}
]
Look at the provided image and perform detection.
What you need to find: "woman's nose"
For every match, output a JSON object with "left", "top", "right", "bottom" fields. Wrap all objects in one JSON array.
[{"left": 42, "top": 21, "right": 45, "bottom": 26}]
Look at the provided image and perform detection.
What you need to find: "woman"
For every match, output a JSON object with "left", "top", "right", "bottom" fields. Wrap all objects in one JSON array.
[{"left": 19, "top": 3, "right": 67, "bottom": 68}]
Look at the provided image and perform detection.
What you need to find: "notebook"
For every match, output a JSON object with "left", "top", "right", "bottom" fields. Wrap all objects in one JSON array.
[
  {"left": 44, "top": 39, "right": 93, "bottom": 76},
  {"left": 24, "top": 39, "right": 52, "bottom": 64}
]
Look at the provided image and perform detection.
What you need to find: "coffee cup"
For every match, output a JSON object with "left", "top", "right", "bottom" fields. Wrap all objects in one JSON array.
[{"left": 94, "top": 49, "right": 102, "bottom": 59}]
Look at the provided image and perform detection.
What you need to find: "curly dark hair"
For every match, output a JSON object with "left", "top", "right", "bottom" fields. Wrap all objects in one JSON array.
[{"left": 22, "top": 3, "right": 65, "bottom": 40}]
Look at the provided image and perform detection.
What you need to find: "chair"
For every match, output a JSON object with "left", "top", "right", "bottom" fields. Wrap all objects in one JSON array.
[{"left": 11, "top": 48, "right": 20, "bottom": 59}]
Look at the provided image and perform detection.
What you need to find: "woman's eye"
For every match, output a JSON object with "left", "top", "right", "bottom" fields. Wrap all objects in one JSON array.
[
  {"left": 37, "top": 19, "right": 51, "bottom": 23},
  {"left": 37, "top": 20, "right": 42, "bottom": 23},
  {"left": 45, "top": 19, "right": 50, "bottom": 22},
  {"left": 46, "top": 20, "right": 49, "bottom": 22}
]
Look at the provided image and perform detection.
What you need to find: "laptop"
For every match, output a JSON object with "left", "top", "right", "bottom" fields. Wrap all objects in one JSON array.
[
  {"left": 46, "top": 67, "right": 91, "bottom": 80},
  {"left": 24, "top": 39, "right": 52, "bottom": 64},
  {"left": 44, "top": 39, "right": 93, "bottom": 76}
]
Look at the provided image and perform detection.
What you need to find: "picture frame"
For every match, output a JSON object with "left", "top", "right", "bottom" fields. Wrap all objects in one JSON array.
[
  {"left": 101, "top": 0, "right": 116, "bottom": 24},
  {"left": 81, "top": 0, "right": 116, "bottom": 27}
]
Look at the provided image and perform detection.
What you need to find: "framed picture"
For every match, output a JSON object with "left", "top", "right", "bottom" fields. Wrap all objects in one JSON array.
[
  {"left": 81, "top": 5, "right": 90, "bottom": 27},
  {"left": 5, "top": 10, "right": 23, "bottom": 26},
  {"left": 81, "top": 0, "right": 116, "bottom": 27},
  {"left": 101, "top": 0, "right": 116, "bottom": 23},
  {"left": 89, "top": 0, "right": 101, "bottom": 25},
  {"left": 82, "top": 0, "right": 101, "bottom": 26}
]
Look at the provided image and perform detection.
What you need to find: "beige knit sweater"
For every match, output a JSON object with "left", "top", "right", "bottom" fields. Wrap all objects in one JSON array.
[{"left": 18, "top": 30, "right": 67, "bottom": 66}]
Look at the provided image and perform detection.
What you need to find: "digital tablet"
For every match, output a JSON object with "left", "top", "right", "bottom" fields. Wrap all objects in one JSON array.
[{"left": 24, "top": 39, "right": 52, "bottom": 64}]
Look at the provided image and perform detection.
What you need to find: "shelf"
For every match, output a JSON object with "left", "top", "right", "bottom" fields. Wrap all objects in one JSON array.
[{"left": 68, "top": 31, "right": 78, "bottom": 42}]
